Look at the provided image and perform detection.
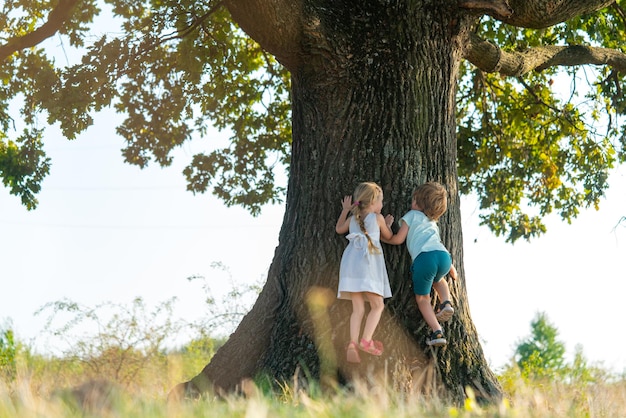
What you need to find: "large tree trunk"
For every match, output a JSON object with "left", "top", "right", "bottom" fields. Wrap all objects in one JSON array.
[{"left": 173, "top": 2, "right": 502, "bottom": 403}]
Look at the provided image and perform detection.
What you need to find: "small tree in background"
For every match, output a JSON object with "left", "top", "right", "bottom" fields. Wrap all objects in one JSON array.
[
  {"left": 515, "top": 312, "right": 567, "bottom": 380},
  {"left": 499, "top": 311, "right": 607, "bottom": 392}
]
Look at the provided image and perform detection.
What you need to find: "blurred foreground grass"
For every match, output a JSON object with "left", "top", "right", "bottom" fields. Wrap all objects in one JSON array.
[
  {"left": 2, "top": 296, "right": 625, "bottom": 417},
  {"left": 2, "top": 355, "right": 626, "bottom": 418}
]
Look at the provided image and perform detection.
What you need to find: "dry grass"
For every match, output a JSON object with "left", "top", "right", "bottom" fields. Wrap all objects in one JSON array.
[{"left": 2, "top": 356, "right": 625, "bottom": 418}]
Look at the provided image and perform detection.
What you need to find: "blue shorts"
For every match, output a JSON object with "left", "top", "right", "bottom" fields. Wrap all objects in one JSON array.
[{"left": 411, "top": 251, "right": 452, "bottom": 295}]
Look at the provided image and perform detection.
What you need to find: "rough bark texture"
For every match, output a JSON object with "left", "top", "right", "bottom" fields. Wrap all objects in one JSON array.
[{"left": 171, "top": 1, "right": 503, "bottom": 404}]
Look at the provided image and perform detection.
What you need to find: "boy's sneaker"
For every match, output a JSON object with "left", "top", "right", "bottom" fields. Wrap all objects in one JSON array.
[
  {"left": 426, "top": 329, "right": 446, "bottom": 347},
  {"left": 435, "top": 300, "right": 454, "bottom": 323}
]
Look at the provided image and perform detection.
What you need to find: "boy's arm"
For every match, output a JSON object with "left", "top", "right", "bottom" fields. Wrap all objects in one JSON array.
[
  {"left": 377, "top": 213, "right": 394, "bottom": 241},
  {"left": 382, "top": 221, "right": 409, "bottom": 245}
]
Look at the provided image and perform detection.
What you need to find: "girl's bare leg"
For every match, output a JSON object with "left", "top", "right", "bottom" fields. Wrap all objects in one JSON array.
[
  {"left": 350, "top": 293, "right": 365, "bottom": 343},
  {"left": 361, "top": 292, "right": 384, "bottom": 341}
]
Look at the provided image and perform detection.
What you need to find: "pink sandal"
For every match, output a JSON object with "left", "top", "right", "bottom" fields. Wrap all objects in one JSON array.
[
  {"left": 359, "top": 338, "right": 383, "bottom": 356},
  {"left": 346, "top": 341, "right": 361, "bottom": 363}
]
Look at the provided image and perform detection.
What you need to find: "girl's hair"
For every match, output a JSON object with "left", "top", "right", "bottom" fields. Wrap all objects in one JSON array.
[
  {"left": 350, "top": 182, "right": 383, "bottom": 254},
  {"left": 412, "top": 181, "right": 448, "bottom": 221}
]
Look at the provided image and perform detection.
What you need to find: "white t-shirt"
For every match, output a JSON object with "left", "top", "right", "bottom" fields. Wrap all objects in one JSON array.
[{"left": 400, "top": 210, "right": 448, "bottom": 261}]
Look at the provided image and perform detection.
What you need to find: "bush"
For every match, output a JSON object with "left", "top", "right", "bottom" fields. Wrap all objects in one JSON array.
[{"left": 0, "top": 326, "right": 17, "bottom": 384}]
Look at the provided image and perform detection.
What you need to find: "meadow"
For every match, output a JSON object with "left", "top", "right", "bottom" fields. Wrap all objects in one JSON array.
[
  {"left": 2, "top": 339, "right": 626, "bottom": 418},
  {"left": 2, "top": 290, "right": 625, "bottom": 417}
]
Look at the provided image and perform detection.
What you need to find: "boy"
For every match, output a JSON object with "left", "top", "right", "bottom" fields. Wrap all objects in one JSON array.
[{"left": 385, "top": 182, "right": 457, "bottom": 346}]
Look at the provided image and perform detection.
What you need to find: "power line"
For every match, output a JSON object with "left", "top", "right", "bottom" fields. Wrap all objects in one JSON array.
[
  {"left": 0, "top": 220, "right": 280, "bottom": 230},
  {"left": 43, "top": 186, "right": 184, "bottom": 191}
]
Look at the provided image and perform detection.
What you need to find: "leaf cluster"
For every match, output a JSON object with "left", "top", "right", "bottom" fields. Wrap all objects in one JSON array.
[
  {"left": 457, "top": 9, "right": 626, "bottom": 241},
  {"left": 1, "top": 0, "right": 291, "bottom": 214},
  {"left": 2, "top": 2, "right": 625, "bottom": 239}
]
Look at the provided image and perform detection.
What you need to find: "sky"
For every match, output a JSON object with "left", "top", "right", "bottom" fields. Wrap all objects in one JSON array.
[{"left": 1, "top": 108, "right": 625, "bottom": 374}]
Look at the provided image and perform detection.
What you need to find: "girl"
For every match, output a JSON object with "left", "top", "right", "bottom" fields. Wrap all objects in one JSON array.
[{"left": 335, "top": 182, "right": 394, "bottom": 363}]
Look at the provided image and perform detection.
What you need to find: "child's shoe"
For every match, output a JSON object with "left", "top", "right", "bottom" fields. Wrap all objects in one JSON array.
[
  {"left": 359, "top": 338, "right": 383, "bottom": 356},
  {"left": 435, "top": 300, "right": 454, "bottom": 323},
  {"left": 426, "top": 329, "right": 446, "bottom": 347}
]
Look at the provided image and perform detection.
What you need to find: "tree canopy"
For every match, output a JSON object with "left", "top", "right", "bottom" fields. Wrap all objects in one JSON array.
[{"left": 1, "top": 1, "right": 625, "bottom": 242}]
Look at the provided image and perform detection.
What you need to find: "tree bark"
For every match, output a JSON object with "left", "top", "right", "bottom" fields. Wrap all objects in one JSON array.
[{"left": 171, "top": 1, "right": 502, "bottom": 403}]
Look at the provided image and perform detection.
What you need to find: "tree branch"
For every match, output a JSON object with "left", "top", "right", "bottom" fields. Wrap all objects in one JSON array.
[
  {"left": 494, "top": 0, "right": 615, "bottom": 29},
  {"left": 0, "top": 0, "right": 80, "bottom": 62},
  {"left": 464, "top": 32, "right": 626, "bottom": 76},
  {"left": 224, "top": 0, "right": 303, "bottom": 70},
  {"left": 458, "top": 0, "right": 514, "bottom": 20},
  {"left": 611, "top": 2, "right": 626, "bottom": 26}
]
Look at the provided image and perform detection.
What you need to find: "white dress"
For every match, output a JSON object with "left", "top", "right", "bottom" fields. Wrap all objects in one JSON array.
[{"left": 337, "top": 212, "right": 392, "bottom": 300}]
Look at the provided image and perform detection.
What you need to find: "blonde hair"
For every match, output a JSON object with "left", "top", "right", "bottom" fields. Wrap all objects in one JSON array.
[
  {"left": 412, "top": 181, "right": 448, "bottom": 221},
  {"left": 350, "top": 182, "right": 383, "bottom": 254}
]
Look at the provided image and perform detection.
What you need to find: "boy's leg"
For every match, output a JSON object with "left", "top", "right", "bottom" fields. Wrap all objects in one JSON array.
[
  {"left": 433, "top": 277, "right": 450, "bottom": 303},
  {"left": 416, "top": 295, "right": 446, "bottom": 346},
  {"left": 412, "top": 253, "right": 446, "bottom": 346},
  {"left": 432, "top": 251, "right": 454, "bottom": 322},
  {"left": 433, "top": 278, "right": 454, "bottom": 322},
  {"left": 415, "top": 294, "right": 441, "bottom": 333}
]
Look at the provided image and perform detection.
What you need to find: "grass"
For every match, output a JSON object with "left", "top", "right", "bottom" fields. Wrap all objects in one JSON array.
[
  {"left": 2, "top": 355, "right": 626, "bottom": 418},
  {"left": 2, "top": 304, "right": 625, "bottom": 417}
]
